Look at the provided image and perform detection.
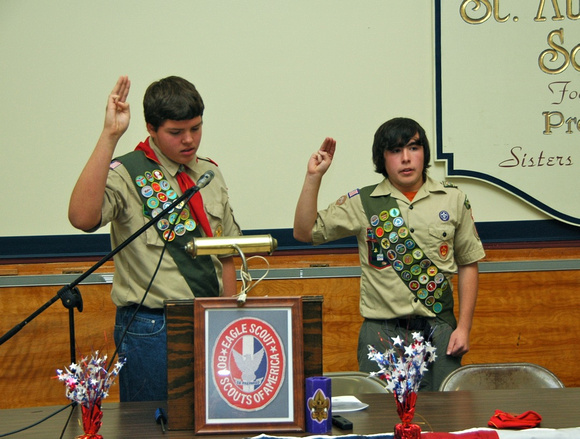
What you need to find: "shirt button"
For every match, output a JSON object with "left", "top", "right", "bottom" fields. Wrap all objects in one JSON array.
[
  {"left": 409, "top": 205, "right": 414, "bottom": 210},
  {"left": 443, "top": 232, "right": 447, "bottom": 237},
  {"left": 410, "top": 228, "right": 414, "bottom": 233}
]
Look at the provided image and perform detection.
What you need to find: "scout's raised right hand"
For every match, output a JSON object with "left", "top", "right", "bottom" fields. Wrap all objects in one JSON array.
[
  {"left": 307, "top": 137, "right": 336, "bottom": 177},
  {"left": 103, "top": 75, "right": 131, "bottom": 139}
]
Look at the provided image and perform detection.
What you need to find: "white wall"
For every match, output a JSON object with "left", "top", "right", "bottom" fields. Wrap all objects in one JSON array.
[{"left": 0, "top": 0, "right": 547, "bottom": 238}]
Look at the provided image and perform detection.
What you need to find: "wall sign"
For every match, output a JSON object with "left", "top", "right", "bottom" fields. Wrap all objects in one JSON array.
[{"left": 436, "top": 0, "right": 580, "bottom": 226}]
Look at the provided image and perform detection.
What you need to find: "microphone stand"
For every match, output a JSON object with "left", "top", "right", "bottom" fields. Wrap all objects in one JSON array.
[{"left": 0, "top": 184, "right": 202, "bottom": 365}]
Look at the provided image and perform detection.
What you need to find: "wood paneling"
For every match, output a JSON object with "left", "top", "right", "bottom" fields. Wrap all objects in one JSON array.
[{"left": 1, "top": 244, "right": 579, "bottom": 409}]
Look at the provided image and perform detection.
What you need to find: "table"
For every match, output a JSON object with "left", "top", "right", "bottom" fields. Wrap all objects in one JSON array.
[{"left": 1, "top": 388, "right": 579, "bottom": 438}]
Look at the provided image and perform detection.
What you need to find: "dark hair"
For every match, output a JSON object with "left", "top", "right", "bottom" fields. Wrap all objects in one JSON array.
[
  {"left": 371, "top": 117, "right": 431, "bottom": 180},
  {"left": 143, "top": 76, "right": 205, "bottom": 130}
]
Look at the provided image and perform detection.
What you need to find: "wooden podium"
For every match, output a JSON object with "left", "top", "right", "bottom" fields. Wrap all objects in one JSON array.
[{"left": 165, "top": 295, "right": 323, "bottom": 431}]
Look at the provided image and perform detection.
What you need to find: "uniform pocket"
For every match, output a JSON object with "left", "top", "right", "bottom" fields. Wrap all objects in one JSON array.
[
  {"left": 205, "top": 202, "right": 225, "bottom": 221},
  {"left": 428, "top": 225, "right": 455, "bottom": 260}
]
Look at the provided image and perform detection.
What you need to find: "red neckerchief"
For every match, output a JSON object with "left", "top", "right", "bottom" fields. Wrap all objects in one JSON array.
[{"left": 135, "top": 137, "right": 213, "bottom": 237}]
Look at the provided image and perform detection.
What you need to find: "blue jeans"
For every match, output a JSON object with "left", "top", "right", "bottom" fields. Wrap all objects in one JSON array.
[{"left": 114, "top": 305, "right": 167, "bottom": 402}]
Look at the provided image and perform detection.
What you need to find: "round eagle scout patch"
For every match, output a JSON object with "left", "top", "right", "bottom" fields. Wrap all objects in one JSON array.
[{"left": 212, "top": 317, "right": 285, "bottom": 411}]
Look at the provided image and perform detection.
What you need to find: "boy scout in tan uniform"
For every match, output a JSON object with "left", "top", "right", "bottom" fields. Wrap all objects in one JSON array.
[{"left": 294, "top": 117, "right": 485, "bottom": 391}]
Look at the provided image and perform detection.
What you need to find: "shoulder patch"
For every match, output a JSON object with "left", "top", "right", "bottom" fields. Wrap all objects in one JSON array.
[
  {"left": 110, "top": 160, "right": 122, "bottom": 170},
  {"left": 198, "top": 156, "right": 219, "bottom": 167},
  {"left": 441, "top": 180, "right": 458, "bottom": 188},
  {"left": 348, "top": 188, "right": 360, "bottom": 198},
  {"left": 464, "top": 195, "right": 472, "bottom": 210}
]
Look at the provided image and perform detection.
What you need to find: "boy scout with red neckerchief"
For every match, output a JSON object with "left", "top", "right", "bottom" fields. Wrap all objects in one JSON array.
[{"left": 69, "top": 76, "right": 241, "bottom": 401}]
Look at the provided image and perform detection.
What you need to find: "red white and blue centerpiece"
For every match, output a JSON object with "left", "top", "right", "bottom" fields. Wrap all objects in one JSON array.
[
  {"left": 56, "top": 351, "right": 125, "bottom": 439},
  {"left": 368, "top": 332, "right": 437, "bottom": 439}
]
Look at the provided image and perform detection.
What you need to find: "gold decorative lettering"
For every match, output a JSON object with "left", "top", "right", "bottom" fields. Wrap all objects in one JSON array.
[
  {"left": 543, "top": 111, "right": 580, "bottom": 133},
  {"left": 543, "top": 111, "right": 565, "bottom": 133},
  {"left": 567, "top": 0, "right": 580, "bottom": 19},
  {"left": 460, "top": 0, "right": 492, "bottom": 24},
  {"left": 493, "top": 0, "right": 510, "bottom": 22},
  {"left": 535, "top": 0, "right": 565, "bottom": 22},
  {"left": 539, "top": 28, "right": 570, "bottom": 74},
  {"left": 460, "top": 0, "right": 509, "bottom": 23}
]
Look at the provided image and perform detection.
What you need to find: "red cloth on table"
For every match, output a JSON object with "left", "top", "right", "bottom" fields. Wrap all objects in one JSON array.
[
  {"left": 424, "top": 431, "right": 499, "bottom": 438},
  {"left": 488, "top": 409, "right": 542, "bottom": 429}
]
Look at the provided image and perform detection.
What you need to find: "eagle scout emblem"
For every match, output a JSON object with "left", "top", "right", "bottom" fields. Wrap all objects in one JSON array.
[{"left": 212, "top": 317, "right": 285, "bottom": 411}]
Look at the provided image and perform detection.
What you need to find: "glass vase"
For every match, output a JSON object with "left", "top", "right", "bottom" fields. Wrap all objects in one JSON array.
[
  {"left": 394, "top": 391, "right": 421, "bottom": 439},
  {"left": 78, "top": 399, "right": 103, "bottom": 439}
]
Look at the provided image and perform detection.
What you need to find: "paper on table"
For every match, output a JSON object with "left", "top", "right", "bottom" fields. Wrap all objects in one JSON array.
[{"left": 331, "top": 395, "right": 369, "bottom": 413}]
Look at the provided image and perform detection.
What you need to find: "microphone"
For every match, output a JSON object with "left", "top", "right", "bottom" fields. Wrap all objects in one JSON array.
[
  {"left": 196, "top": 170, "right": 214, "bottom": 189},
  {"left": 155, "top": 407, "right": 167, "bottom": 433},
  {"left": 184, "top": 235, "right": 277, "bottom": 257}
]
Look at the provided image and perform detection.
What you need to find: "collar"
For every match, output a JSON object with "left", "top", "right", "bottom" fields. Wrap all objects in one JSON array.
[{"left": 370, "top": 177, "right": 444, "bottom": 203}]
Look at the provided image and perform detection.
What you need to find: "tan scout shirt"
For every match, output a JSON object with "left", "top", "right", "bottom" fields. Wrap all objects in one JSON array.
[
  {"left": 100, "top": 138, "right": 242, "bottom": 309},
  {"left": 312, "top": 177, "right": 485, "bottom": 320}
]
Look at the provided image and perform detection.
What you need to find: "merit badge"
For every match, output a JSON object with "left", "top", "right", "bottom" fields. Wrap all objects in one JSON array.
[
  {"left": 212, "top": 317, "right": 285, "bottom": 411},
  {"left": 135, "top": 176, "right": 147, "bottom": 187},
  {"left": 141, "top": 186, "right": 154, "bottom": 198},
  {"left": 147, "top": 197, "right": 160, "bottom": 209},
  {"left": 393, "top": 217, "right": 404, "bottom": 228},
  {"left": 184, "top": 219, "right": 196, "bottom": 231},
  {"left": 174, "top": 224, "right": 186, "bottom": 236}
]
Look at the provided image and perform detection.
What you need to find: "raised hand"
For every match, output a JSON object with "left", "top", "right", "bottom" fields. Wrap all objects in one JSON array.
[
  {"left": 103, "top": 75, "right": 131, "bottom": 139},
  {"left": 293, "top": 137, "right": 337, "bottom": 242},
  {"left": 307, "top": 137, "right": 336, "bottom": 177}
]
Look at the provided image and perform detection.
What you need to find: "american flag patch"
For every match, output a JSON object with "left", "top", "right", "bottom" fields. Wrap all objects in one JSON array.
[
  {"left": 110, "top": 160, "right": 122, "bottom": 170},
  {"left": 348, "top": 189, "right": 360, "bottom": 198}
]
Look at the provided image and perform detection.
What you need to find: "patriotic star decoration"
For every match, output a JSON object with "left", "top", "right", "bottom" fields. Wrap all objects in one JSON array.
[
  {"left": 367, "top": 332, "right": 437, "bottom": 403},
  {"left": 56, "top": 351, "right": 126, "bottom": 408}
]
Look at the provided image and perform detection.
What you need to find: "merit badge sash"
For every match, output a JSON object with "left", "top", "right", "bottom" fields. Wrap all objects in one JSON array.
[
  {"left": 113, "top": 150, "right": 219, "bottom": 297},
  {"left": 359, "top": 185, "right": 455, "bottom": 324}
]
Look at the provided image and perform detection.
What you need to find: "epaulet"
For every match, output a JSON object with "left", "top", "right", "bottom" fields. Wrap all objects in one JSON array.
[
  {"left": 198, "top": 156, "right": 219, "bottom": 167},
  {"left": 440, "top": 180, "right": 458, "bottom": 189}
]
